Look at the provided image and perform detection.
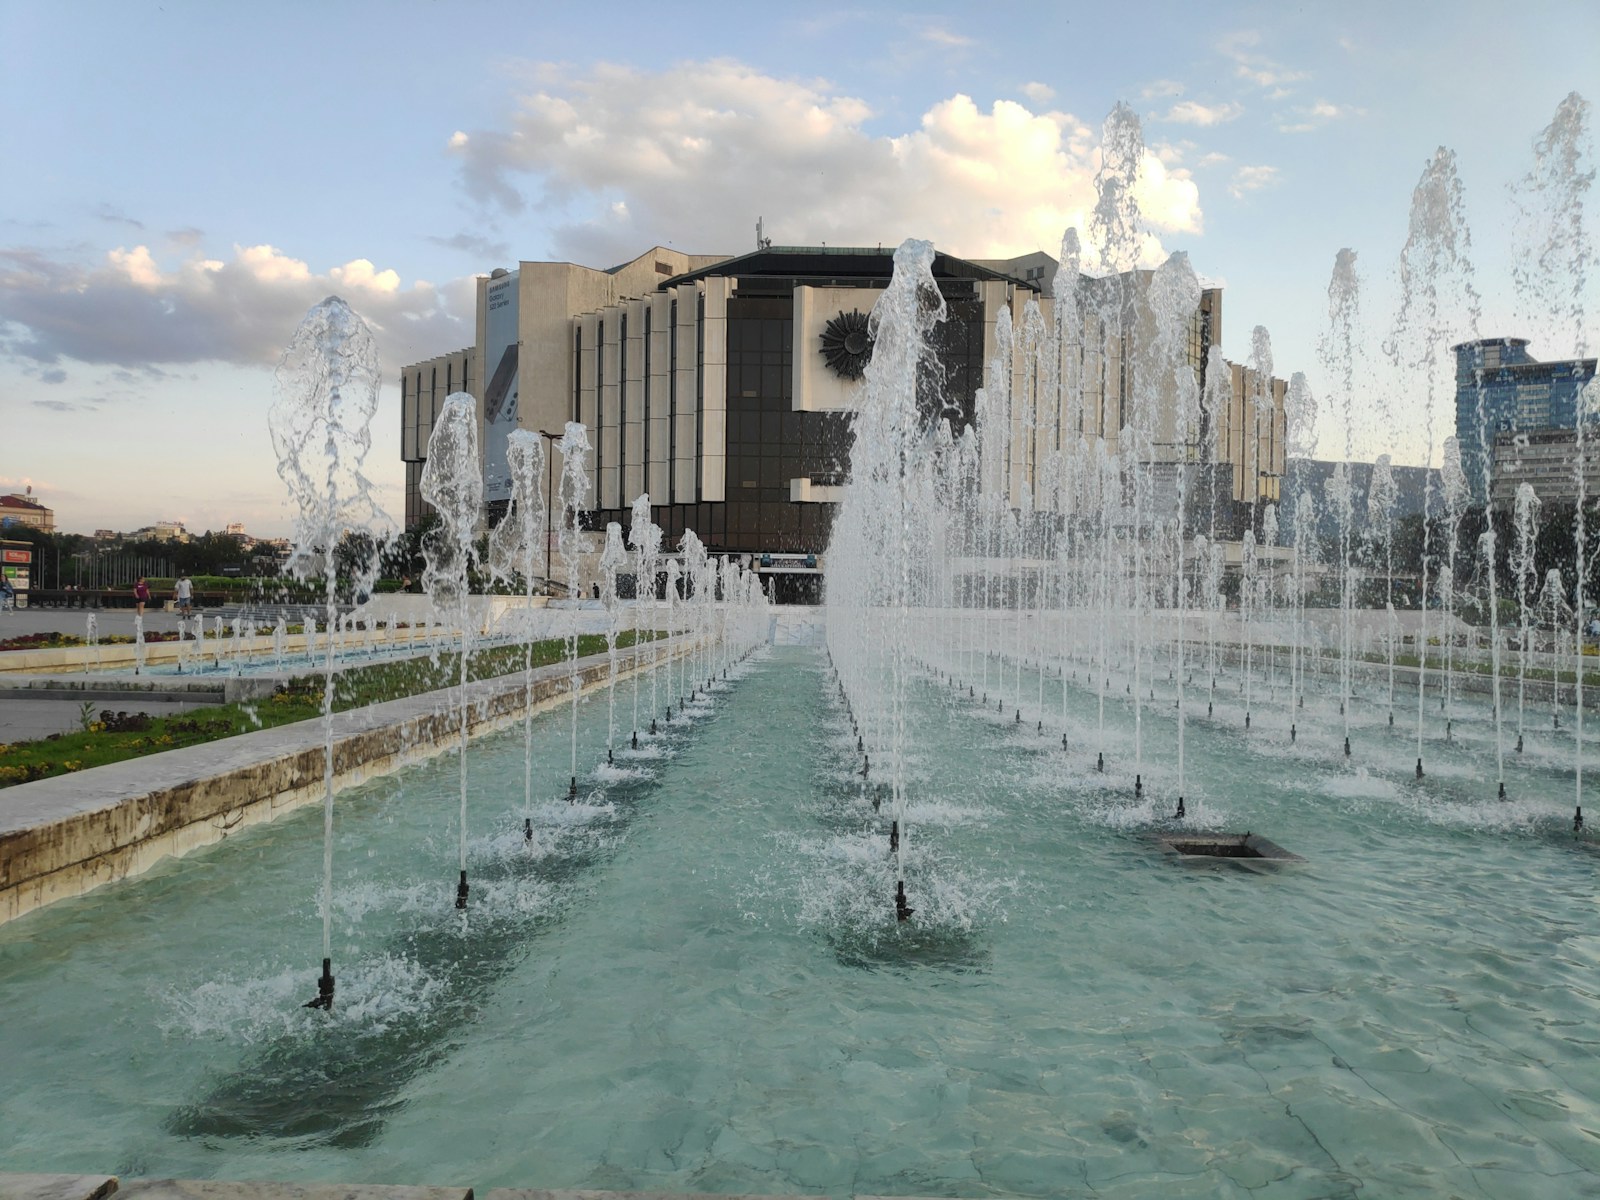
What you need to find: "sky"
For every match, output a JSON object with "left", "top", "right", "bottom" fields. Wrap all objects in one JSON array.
[{"left": 2, "top": 0, "right": 1596, "bottom": 537}]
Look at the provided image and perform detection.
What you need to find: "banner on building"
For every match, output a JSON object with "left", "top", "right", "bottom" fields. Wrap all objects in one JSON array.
[{"left": 483, "top": 271, "right": 521, "bottom": 503}]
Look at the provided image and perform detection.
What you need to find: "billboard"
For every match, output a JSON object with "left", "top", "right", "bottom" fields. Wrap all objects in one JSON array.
[{"left": 482, "top": 271, "right": 521, "bottom": 503}]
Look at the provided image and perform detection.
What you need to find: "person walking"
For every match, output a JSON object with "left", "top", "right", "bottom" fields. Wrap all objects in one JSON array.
[
  {"left": 175, "top": 574, "right": 193, "bottom": 616},
  {"left": 134, "top": 577, "right": 151, "bottom": 616},
  {"left": 0, "top": 574, "right": 14, "bottom": 613}
]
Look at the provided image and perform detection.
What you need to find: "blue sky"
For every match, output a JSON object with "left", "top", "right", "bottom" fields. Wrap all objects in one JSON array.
[{"left": 3, "top": 0, "right": 1596, "bottom": 535}]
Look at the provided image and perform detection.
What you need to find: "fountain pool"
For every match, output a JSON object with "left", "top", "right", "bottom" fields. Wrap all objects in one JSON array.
[{"left": 2, "top": 644, "right": 1596, "bottom": 1198}]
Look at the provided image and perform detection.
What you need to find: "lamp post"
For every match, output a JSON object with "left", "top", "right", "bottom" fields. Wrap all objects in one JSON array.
[{"left": 537, "top": 429, "right": 562, "bottom": 592}]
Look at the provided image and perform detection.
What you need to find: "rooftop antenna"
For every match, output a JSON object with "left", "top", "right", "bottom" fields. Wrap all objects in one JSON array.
[{"left": 756, "top": 217, "right": 772, "bottom": 250}]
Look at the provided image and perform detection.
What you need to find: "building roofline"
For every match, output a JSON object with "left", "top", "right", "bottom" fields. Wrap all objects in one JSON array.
[{"left": 656, "top": 245, "right": 1041, "bottom": 292}]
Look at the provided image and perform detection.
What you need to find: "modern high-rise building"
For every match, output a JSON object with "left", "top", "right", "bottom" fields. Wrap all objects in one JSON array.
[
  {"left": 1452, "top": 337, "right": 1598, "bottom": 503},
  {"left": 400, "top": 243, "right": 1290, "bottom": 594}
]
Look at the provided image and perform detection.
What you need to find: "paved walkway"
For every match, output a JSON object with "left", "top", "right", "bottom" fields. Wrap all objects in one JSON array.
[{"left": 0, "top": 608, "right": 215, "bottom": 740}]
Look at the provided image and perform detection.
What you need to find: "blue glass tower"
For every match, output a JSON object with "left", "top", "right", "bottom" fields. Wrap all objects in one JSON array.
[{"left": 1453, "top": 337, "right": 1598, "bottom": 502}]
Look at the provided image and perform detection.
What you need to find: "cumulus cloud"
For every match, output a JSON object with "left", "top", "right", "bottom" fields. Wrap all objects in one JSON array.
[
  {"left": 1162, "top": 100, "right": 1243, "bottom": 127},
  {"left": 0, "top": 242, "right": 473, "bottom": 376},
  {"left": 448, "top": 60, "right": 1203, "bottom": 269},
  {"left": 1020, "top": 81, "right": 1055, "bottom": 105},
  {"left": 1229, "top": 164, "right": 1280, "bottom": 199},
  {"left": 1141, "top": 79, "right": 1185, "bottom": 100}
]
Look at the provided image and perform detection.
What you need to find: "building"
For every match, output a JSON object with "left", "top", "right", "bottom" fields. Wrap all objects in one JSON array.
[
  {"left": 1491, "top": 428, "right": 1600, "bottom": 507},
  {"left": 401, "top": 243, "right": 1290, "bottom": 595},
  {"left": 1453, "top": 337, "right": 1598, "bottom": 502},
  {"left": 0, "top": 490, "right": 54, "bottom": 532},
  {"left": 129, "top": 520, "right": 189, "bottom": 543}
]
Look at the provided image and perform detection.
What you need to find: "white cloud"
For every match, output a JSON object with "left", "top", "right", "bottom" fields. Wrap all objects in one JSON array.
[
  {"left": 1020, "top": 81, "right": 1055, "bottom": 105},
  {"left": 1217, "top": 30, "right": 1308, "bottom": 91},
  {"left": 1141, "top": 79, "right": 1185, "bottom": 100},
  {"left": 1162, "top": 100, "right": 1243, "bottom": 127},
  {"left": 0, "top": 242, "right": 472, "bottom": 375},
  {"left": 1197, "top": 151, "right": 1232, "bottom": 168},
  {"left": 921, "top": 25, "right": 973, "bottom": 48},
  {"left": 1277, "top": 99, "right": 1363, "bottom": 133},
  {"left": 449, "top": 60, "right": 1205, "bottom": 269},
  {"left": 1228, "top": 164, "right": 1280, "bottom": 199}
]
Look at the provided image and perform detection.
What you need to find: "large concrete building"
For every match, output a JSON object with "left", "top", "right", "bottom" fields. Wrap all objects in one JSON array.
[
  {"left": 401, "top": 243, "right": 1290, "bottom": 592},
  {"left": 1453, "top": 336, "right": 1598, "bottom": 503}
]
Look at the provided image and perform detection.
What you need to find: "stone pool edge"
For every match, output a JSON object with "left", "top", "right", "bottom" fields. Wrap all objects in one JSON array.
[
  {"left": 0, "top": 1173, "right": 953, "bottom": 1200},
  {"left": 0, "top": 640, "right": 692, "bottom": 926}
]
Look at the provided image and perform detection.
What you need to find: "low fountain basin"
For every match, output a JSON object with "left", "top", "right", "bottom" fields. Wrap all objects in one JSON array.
[{"left": 1155, "top": 832, "right": 1303, "bottom": 863}]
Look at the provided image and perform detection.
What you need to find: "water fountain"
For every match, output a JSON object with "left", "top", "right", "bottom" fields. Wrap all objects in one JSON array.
[{"left": 3, "top": 95, "right": 1599, "bottom": 1199}]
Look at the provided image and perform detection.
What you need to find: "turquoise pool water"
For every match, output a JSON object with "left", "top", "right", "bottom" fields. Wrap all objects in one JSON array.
[{"left": 1, "top": 646, "right": 1597, "bottom": 1198}]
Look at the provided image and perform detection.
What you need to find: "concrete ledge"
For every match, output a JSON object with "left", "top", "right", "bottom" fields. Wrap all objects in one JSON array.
[
  {"left": 0, "top": 1175, "right": 117, "bottom": 1200},
  {"left": 118, "top": 1185, "right": 469, "bottom": 1200},
  {"left": 484, "top": 1193, "right": 805, "bottom": 1200},
  {"left": 0, "top": 641, "right": 687, "bottom": 925}
]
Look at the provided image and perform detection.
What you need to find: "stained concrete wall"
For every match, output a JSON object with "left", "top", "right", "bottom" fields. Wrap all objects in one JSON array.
[{"left": 0, "top": 642, "right": 688, "bottom": 926}]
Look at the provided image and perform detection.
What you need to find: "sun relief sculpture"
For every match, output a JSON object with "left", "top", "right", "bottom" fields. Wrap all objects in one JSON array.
[{"left": 819, "top": 309, "right": 874, "bottom": 380}]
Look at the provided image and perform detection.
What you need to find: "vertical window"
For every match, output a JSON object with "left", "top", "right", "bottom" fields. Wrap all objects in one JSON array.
[
  {"left": 619, "top": 312, "right": 628, "bottom": 488},
  {"left": 669, "top": 298, "right": 679, "bottom": 504}
]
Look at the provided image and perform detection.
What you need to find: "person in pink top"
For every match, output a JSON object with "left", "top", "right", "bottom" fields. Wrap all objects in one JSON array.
[{"left": 134, "top": 577, "right": 151, "bottom": 616}]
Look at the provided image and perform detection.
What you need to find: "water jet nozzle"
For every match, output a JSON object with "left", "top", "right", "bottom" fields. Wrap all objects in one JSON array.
[
  {"left": 1096, "top": 752, "right": 1104, "bottom": 773},
  {"left": 858, "top": 735, "right": 864, "bottom": 752},
  {"left": 1174, "top": 796, "right": 1186, "bottom": 820},
  {"left": 1515, "top": 733, "right": 1523, "bottom": 753},
  {"left": 1576, "top": 806, "right": 1585, "bottom": 836},
  {"left": 304, "top": 957, "right": 335, "bottom": 1010},
  {"left": 895, "top": 880, "right": 914, "bottom": 923},
  {"left": 1015, "top": 708, "right": 1021, "bottom": 724},
  {"left": 455, "top": 870, "right": 469, "bottom": 910},
  {"left": 523, "top": 817, "right": 533, "bottom": 842},
  {"left": 651, "top": 718, "right": 658, "bottom": 735},
  {"left": 862, "top": 754, "right": 870, "bottom": 778},
  {"left": 1245, "top": 712, "right": 1251, "bottom": 730},
  {"left": 1134, "top": 774, "right": 1143, "bottom": 800},
  {"left": 607, "top": 748, "right": 614, "bottom": 765},
  {"left": 1415, "top": 758, "right": 1424, "bottom": 779},
  {"left": 1290, "top": 724, "right": 1296, "bottom": 744},
  {"left": 631, "top": 730, "right": 638, "bottom": 750},
  {"left": 889, "top": 820, "right": 899, "bottom": 853},
  {"left": 1343, "top": 736, "right": 1350, "bottom": 757},
  {"left": 567, "top": 775, "right": 578, "bottom": 803},
  {"left": 1062, "top": 732, "right": 1068, "bottom": 751},
  {"left": 1497, "top": 781, "right": 1507, "bottom": 802}
]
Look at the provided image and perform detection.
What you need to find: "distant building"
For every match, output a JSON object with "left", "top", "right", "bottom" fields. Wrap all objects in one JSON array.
[
  {"left": 1491, "top": 428, "right": 1600, "bottom": 507},
  {"left": 1282, "top": 458, "right": 1440, "bottom": 542},
  {"left": 400, "top": 243, "right": 1292, "bottom": 595},
  {"left": 0, "top": 491, "right": 54, "bottom": 532},
  {"left": 1453, "top": 337, "right": 1598, "bottom": 502},
  {"left": 224, "top": 522, "right": 247, "bottom": 537},
  {"left": 130, "top": 520, "right": 189, "bottom": 543}
]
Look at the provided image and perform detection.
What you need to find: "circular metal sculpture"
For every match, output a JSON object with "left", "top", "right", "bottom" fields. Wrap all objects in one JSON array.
[{"left": 819, "top": 309, "right": 874, "bottom": 380}]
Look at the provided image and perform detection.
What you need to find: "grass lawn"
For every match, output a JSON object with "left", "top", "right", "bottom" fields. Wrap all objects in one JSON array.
[{"left": 0, "top": 629, "right": 660, "bottom": 789}]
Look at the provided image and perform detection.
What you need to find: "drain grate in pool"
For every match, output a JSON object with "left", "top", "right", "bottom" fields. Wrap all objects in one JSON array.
[{"left": 1156, "top": 832, "right": 1303, "bottom": 862}]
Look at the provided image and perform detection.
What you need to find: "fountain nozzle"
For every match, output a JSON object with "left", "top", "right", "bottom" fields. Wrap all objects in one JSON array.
[
  {"left": 1096, "top": 752, "right": 1104, "bottom": 772},
  {"left": 651, "top": 718, "right": 659, "bottom": 734},
  {"left": 1497, "top": 781, "right": 1507, "bottom": 801},
  {"left": 895, "top": 880, "right": 914, "bottom": 922},
  {"left": 455, "top": 870, "right": 469, "bottom": 910},
  {"left": 1576, "top": 806, "right": 1585, "bottom": 836},
  {"left": 304, "top": 957, "right": 335, "bottom": 1010},
  {"left": 1290, "top": 724, "right": 1296, "bottom": 743},
  {"left": 1343, "top": 737, "right": 1350, "bottom": 757},
  {"left": 523, "top": 817, "right": 533, "bottom": 842},
  {"left": 567, "top": 775, "right": 578, "bottom": 803},
  {"left": 889, "top": 820, "right": 899, "bottom": 853},
  {"left": 1134, "top": 774, "right": 1143, "bottom": 800},
  {"left": 1061, "top": 732, "right": 1068, "bottom": 751},
  {"left": 631, "top": 730, "right": 638, "bottom": 750},
  {"left": 862, "top": 754, "right": 870, "bottom": 778},
  {"left": 1174, "top": 796, "right": 1185, "bottom": 820},
  {"left": 1415, "top": 758, "right": 1424, "bottom": 779}
]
